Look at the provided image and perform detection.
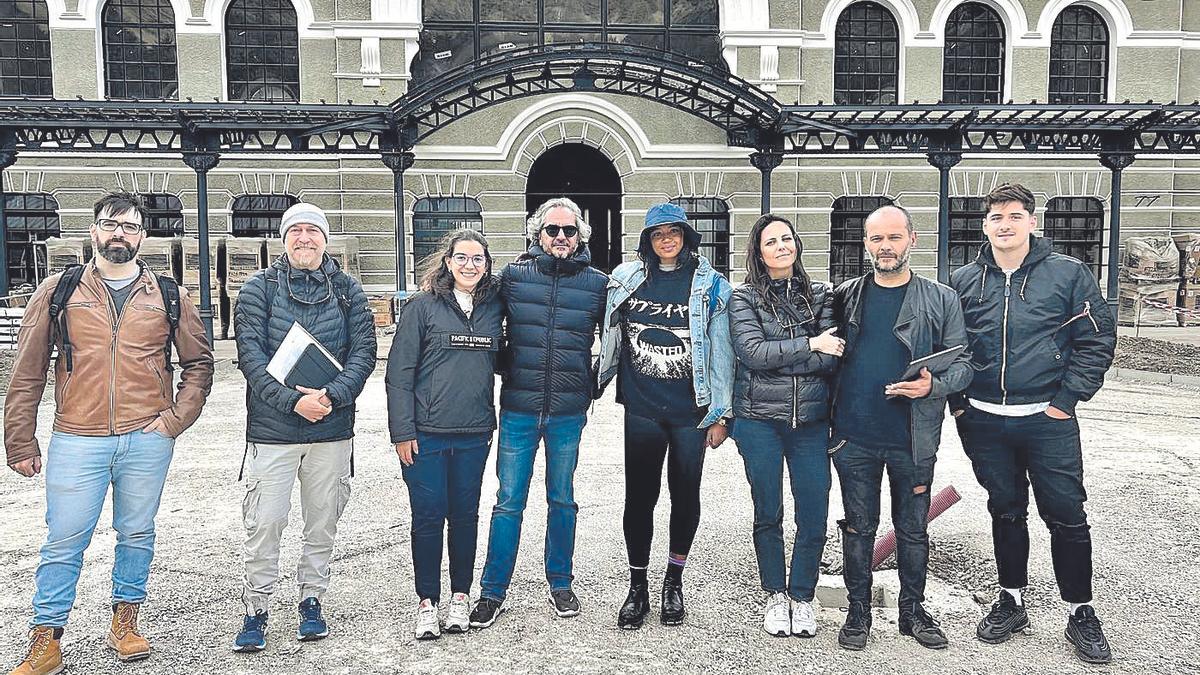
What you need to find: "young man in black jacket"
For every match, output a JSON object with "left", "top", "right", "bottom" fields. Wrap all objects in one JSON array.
[
  {"left": 831, "top": 205, "right": 973, "bottom": 652},
  {"left": 469, "top": 197, "right": 608, "bottom": 628},
  {"left": 950, "top": 183, "right": 1117, "bottom": 664}
]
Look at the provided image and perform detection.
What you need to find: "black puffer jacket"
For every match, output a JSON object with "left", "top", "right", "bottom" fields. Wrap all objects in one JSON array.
[
  {"left": 499, "top": 244, "right": 607, "bottom": 416},
  {"left": 234, "top": 254, "right": 377, "bottom": 444},
  {"left": 731, "top": 279, "right": 838, "bottom": 426},
  {"left": 949, "top": 236, "right": 1115, "bottom": 415},
  {"left": 385, "top": 283, "right": 503, "bottom": 442}
]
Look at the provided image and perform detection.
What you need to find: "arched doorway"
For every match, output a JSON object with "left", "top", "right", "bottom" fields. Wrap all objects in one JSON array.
[{"left": 525, "top": 144, "right": 622, "bottom": 272}]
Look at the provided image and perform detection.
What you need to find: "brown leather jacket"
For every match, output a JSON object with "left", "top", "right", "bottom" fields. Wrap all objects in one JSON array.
[{"left": 4, "top": 261, "right": 214, "bottom": 466}]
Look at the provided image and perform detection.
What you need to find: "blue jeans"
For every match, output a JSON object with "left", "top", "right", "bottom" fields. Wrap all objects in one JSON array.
[
  {"left": 32, "top": 430, "right": 175, "bottom": 627},
  {"left": 401, "top": 432, "right": 491, "bottom": 605},
  {"left": 733, "top": 418, "right": 831, "bottom": 602},
  {"left": 479, "top": 410, "right": 586, "bottom": 602}
]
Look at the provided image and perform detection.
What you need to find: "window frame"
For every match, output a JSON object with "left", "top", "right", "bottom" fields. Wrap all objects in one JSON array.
[
  {"left": 231, "top": 193, "right": 299, "bottom": 238},
  {"left": 942, "top": 2, "right": 1004, "bottom": 105},
  {"left": 140, "top": 193, "right": 184, "bottom": 237},
  {"left": 1048, "top": 5, "right": 1109, "bottom": 105},
  {"left": 3, "top": 193, "right": 60, "bottom": 288},
  {"left": 224, "top": 0, "right": 300, "bottom": 102},
  {"left": 948, "top": 196, "right": 987, "bottom": 271},
  {"left": 833, "top": 1, "right": 900, "bottom": 106},
  {"left": 1043, "top": 196, "right": 1104, "bottom": 280},
  {"left": 411, "top": 196, "right": 484, "bottom": 284},
  {"left": 669, "top": 196, "right": 730, "bottom": 276},
  {"left": 830, "top": 195, "right": 893, "bottom": 286},
  {"left": 0, "top": 0, "right": 54, "bottom": 97},
  {"left": 101, "top": 0, "right": 180, "bottom": 101}
]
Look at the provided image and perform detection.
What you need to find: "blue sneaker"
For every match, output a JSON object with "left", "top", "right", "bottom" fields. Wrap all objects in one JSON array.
[
  {"left": 297, "top": 597, "right": 329, "bottom": 641},
  {"left": 233, "top": 611, "right": 268, "bottom": 653}
]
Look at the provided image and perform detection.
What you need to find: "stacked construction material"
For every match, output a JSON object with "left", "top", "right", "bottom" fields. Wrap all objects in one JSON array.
[
  {"left": 1118, "top": 237, "right": 1180, "bottom": 327},
  {"left": 181, "top": 238, "right": 221, "bottom": 332},
  {"left": 41, "top": 237, "right": 88, "bottom": 277},
  {"left": 221, "top": 238, "right": 267, "bottom": 339},
  {"left": 138, "top": 237, "right": 179, "bottom": 282},
  {"left": 1174, "top": 234, "right": 1200, "bottom": 327}
]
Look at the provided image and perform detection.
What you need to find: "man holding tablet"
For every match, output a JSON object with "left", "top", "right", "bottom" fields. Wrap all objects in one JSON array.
[{"left": 830, "top": 204, "right": 973, "bottom": 652}]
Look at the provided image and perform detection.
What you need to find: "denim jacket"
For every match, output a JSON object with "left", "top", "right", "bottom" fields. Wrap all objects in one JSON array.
[{"left": 597, "top": 255, "right": 734, "bottom": 429}]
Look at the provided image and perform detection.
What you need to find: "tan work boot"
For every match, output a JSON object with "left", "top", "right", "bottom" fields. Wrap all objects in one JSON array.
[
  {"left": 9, "top": 626, "right": 63, "bottom": 675},
  {"left": 106, "top": 603, "right": 150, "bottom": 662}
]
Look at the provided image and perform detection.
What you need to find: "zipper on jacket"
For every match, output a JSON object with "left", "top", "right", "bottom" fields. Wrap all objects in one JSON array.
[
  {"left": 541, "top": 272, "right": 561, "bottom": 421},
  {"left": 788, "top": 323, "right": 799, "bottom": 429},
  {"left": 999, "top": 271, "right": 1012, "bottom": 405}
]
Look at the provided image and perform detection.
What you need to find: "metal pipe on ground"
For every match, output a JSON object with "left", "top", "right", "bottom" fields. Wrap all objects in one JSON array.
[{"left": 871, "top": 484, "right": 962, "bottom": 570}]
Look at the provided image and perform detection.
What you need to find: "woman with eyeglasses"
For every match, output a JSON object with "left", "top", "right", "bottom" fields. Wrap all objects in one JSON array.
[
  {"left": 385, "top": 229, "right": 503, "bottom": 640},
  {"left": 729, "top": 214, "right": 844, "bottom": 638}
]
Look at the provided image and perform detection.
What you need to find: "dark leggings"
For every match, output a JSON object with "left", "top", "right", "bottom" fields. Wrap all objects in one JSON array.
[{"left": 623, "top": 411, "right": 708, "bottom": 568}]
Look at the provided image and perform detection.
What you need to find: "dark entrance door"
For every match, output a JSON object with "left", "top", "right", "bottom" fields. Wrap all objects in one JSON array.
[{"left": 525, "top": 144, "right": 622, "bottom": 272}]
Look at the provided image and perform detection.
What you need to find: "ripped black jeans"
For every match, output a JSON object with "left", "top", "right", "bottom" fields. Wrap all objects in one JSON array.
[
  {"left": 956, "top": 407, "right": 1092, "bottom": 603},
  {"left": 832, "top": 439, "right": 933, "bottom": 608}
]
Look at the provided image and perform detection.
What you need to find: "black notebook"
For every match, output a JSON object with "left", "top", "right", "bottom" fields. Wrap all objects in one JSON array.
[{"left": 267, "top": 321, "right": 343, "bottom": 389}]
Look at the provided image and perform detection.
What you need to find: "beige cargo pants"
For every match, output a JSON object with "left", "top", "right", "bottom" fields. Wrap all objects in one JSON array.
[{"left": 240, "top": 439, "right": 353, "bottom": 615}]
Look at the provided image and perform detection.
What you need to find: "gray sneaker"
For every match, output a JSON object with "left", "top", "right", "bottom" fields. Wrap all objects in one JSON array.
[{"left": 549, "top": 589, "right": 581, "bottom": 618}]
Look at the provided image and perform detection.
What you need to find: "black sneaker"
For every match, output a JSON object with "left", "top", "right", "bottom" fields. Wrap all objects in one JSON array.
[
  {"left": 899, "top": 602, "right": 949, "bottom": 650},
  {"left": 469, "top": 598, "right": 505, "bottom": 629},
  {"left": 1065, "top": 605, "right": 1112, "bottom": 664},
  {"left": 976, "top": 590, "right": 1030, "bottom": 644},
  {"left": 838, "top": 601, "right": 871, "bottom": 651},
  {"left": 660, "top": 576, "right": 686, "bottom": 626},
  {"left": 549, "top": 589, "right": 581, "bottom": 618},
  {"left": 617, "top": 584, "right": 650, "bottom": 630}
]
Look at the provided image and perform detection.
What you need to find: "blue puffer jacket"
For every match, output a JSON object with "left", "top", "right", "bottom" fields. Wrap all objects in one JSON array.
[
  {"left": 499, "top": 243, "right": 607, "bottom": 416},
  {"left": 234, "top": 254, "right": 378, "bottom": 444}
]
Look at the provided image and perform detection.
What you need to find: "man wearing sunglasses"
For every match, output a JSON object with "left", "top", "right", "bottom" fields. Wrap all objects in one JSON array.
[
  {"left": 470, "top": 197, "right": 608, "bottom": 628},
  {"left": 231, "top": 202, "right": 377, "bottom": 653},
  {"left": 5, "top": 191, "right": 213, "bottom": 674}
]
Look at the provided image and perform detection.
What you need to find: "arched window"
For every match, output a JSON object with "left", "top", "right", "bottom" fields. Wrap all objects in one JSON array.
[
  {"left": 830, "top": 195, "right": 893, "bottom": 286},
  {"left": 141, "top": 193, "right": 184, "bottom": 236},
  {"left": 414, "top": 0, "right": 722, "bottom": 83},
  {"left": 948, "top": 196, "right": 986, "bottom": 271},
  {"left": 412, "top": 197, "right": 483, "bottom": 284},
  {"left": 0, "top": 0, "right": 53, "bottom": 97},
  {"left": 943, "top": 2, "right": 1004, "bottom": 104},
  {"left": 4, "top": 193, "right": 59, "bottom": 287},
  {"left": 669, "top": 197, "right": 730, "bottom": 276},
  {"left": 1044, "top": 196, "right": 1104, "bottom": 279},
  {"left": 231, "top": 194, "right": 298, "bottom": 237},
  {"left": 834, "top": 1, "right": 899, "bottom": 106},
  {"left": 225, "top": 0, "right": 299, "bottom": 102},
  {"left": 102, "top": 0, "right": 178, "bottom": 100},
  {"left": 1049, "top": 5, "right": 1108, "bottom": 104}
]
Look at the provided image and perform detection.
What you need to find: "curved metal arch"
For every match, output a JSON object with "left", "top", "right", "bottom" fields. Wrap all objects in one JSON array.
[{"left": 389, "top": 43, "right": 786, "bottom": 149}]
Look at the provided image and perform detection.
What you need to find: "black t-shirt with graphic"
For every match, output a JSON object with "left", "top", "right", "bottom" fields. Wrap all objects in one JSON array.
[{"left": 618, "top": 265, "right": 706, "bottom": 425}]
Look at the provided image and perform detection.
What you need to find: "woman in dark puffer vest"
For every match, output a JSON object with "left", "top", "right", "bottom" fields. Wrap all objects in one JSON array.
[
  {"left": 729, "top": 214, "right": 844, "bottom": 639},
  {"left": 386, "top": 229, "right": 503, "bottom": 640}
]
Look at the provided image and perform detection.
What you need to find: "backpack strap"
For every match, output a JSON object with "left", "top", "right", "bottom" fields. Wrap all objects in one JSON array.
[
  {"left": 156, "top": 274, "right": 182, "bottom": 373},
  {"left": 47, "top": 264, "right": 87, "bottom": 374}
]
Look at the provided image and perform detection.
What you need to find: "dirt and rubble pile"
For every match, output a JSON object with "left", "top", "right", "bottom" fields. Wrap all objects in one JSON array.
[{"left": 1114, "top": 335, "right": 1200, "bottom": 377}]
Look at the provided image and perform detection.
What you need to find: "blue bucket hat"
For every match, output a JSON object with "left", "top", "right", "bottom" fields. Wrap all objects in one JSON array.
[{"left": 641, "top": 202, "right": 701, "bottom": 253}]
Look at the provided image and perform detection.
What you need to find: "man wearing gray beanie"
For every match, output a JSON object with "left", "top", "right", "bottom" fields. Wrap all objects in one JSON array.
[{"left": 231, "top": 202, "right": 377, "bottom": 652}]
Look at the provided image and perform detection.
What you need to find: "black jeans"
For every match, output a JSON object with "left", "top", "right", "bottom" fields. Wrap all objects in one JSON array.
[
  {"left": 623, "top": 411, "right": 708, "bottom": 568},
  {"left": 956, "top": 407, "right": 1092, "bottom": 603},
  {"left": 832, "top": 439, "right": 933, "bottom": 608}
]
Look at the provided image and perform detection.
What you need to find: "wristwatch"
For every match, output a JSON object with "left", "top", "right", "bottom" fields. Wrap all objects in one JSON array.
[{"left": 716, "top": 418, "right": 728, "bottom": 427}]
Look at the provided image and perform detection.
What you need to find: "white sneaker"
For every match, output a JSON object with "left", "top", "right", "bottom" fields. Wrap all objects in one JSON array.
[
  {"left": 791, "top": 599, "right": 817, "bottom": 637},
  {"left": 414, "top": 599, "right": 441, "bottom": 640},
  {"left": 445, "top": 593, "right": 471, "bottom": 634},
  {"left": 763, "top": 592, "right": 791, "bottom": 637}
]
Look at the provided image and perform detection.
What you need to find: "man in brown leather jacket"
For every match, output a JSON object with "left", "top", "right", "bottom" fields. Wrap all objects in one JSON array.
[{"left": 3, "top": 191, "right": 213, "bottom": 675}]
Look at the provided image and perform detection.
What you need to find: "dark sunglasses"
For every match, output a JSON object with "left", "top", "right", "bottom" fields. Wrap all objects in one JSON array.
[{"left": 542, "top": 225, "right": 578, "bottom": 238}]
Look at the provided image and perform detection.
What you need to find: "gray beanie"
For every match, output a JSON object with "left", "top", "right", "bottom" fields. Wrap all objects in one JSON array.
[{"left": 280, "top": 202, "right": 330, "bottom": 240}]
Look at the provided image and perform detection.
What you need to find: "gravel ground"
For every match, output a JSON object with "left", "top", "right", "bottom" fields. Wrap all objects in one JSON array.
[
  {"left": 1112, "top": 336, "right": 1200, "bottom": 376},
  {"left": 0, "top": 368, "right": 1198, "bottom": 674}
]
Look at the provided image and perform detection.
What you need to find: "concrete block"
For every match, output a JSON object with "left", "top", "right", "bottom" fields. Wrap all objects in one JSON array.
[
  {"left": 814, "top": 571, "right": 900, "bottom": 609},
  {"left": 1171, "top": 373, "right": 1200, "bottom": 388}
]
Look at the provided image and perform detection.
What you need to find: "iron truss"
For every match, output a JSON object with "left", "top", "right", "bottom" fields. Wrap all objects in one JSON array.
[
  {"left": 774, "top": 103, "right": 1200, "bottom": 156},
  {"left": 0, "top": 99, "right": 391, "bottom": 154},
  {"left": 390, "top": 42, "right": 787, "bottom": 148}
]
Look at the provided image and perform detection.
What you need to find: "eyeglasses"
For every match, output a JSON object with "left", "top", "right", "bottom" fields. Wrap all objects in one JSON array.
[
  {"left": 450, "top": 253, "right": 487, "bottom": 268},
  {"left": 542, "top": 225, "right": 578, "bottom": 238},
  {"left": 95, "top": 219, "right": 144, "bottom": 235}
]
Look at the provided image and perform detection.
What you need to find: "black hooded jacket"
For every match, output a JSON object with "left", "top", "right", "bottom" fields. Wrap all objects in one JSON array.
[
  {"left": 385, "top": 281, "right": 503, "bottom": 442},
  {"left": 949, "top": 236, "right": 1116, "bottom": 415},
  {"left": 499, "top": 243, "right": 608, "bottom": 416}
]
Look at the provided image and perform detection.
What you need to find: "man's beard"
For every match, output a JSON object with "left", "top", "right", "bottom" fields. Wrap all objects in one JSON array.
[
  {"left": 94, "top": 236, "right": 138, "bottom": 264},
  {"left": 870, "top": 248, "right": 911, "bottom": 276}
]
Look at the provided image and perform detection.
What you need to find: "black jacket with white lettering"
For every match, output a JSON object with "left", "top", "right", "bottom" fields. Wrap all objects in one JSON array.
[{"left": 385, "top": 281, "right": 503, "bottom": 442}]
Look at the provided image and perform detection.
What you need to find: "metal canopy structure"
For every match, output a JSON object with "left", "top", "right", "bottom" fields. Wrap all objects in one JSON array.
[{"left": 3, "top": 43, "right": 1200, "bottom": 340}]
